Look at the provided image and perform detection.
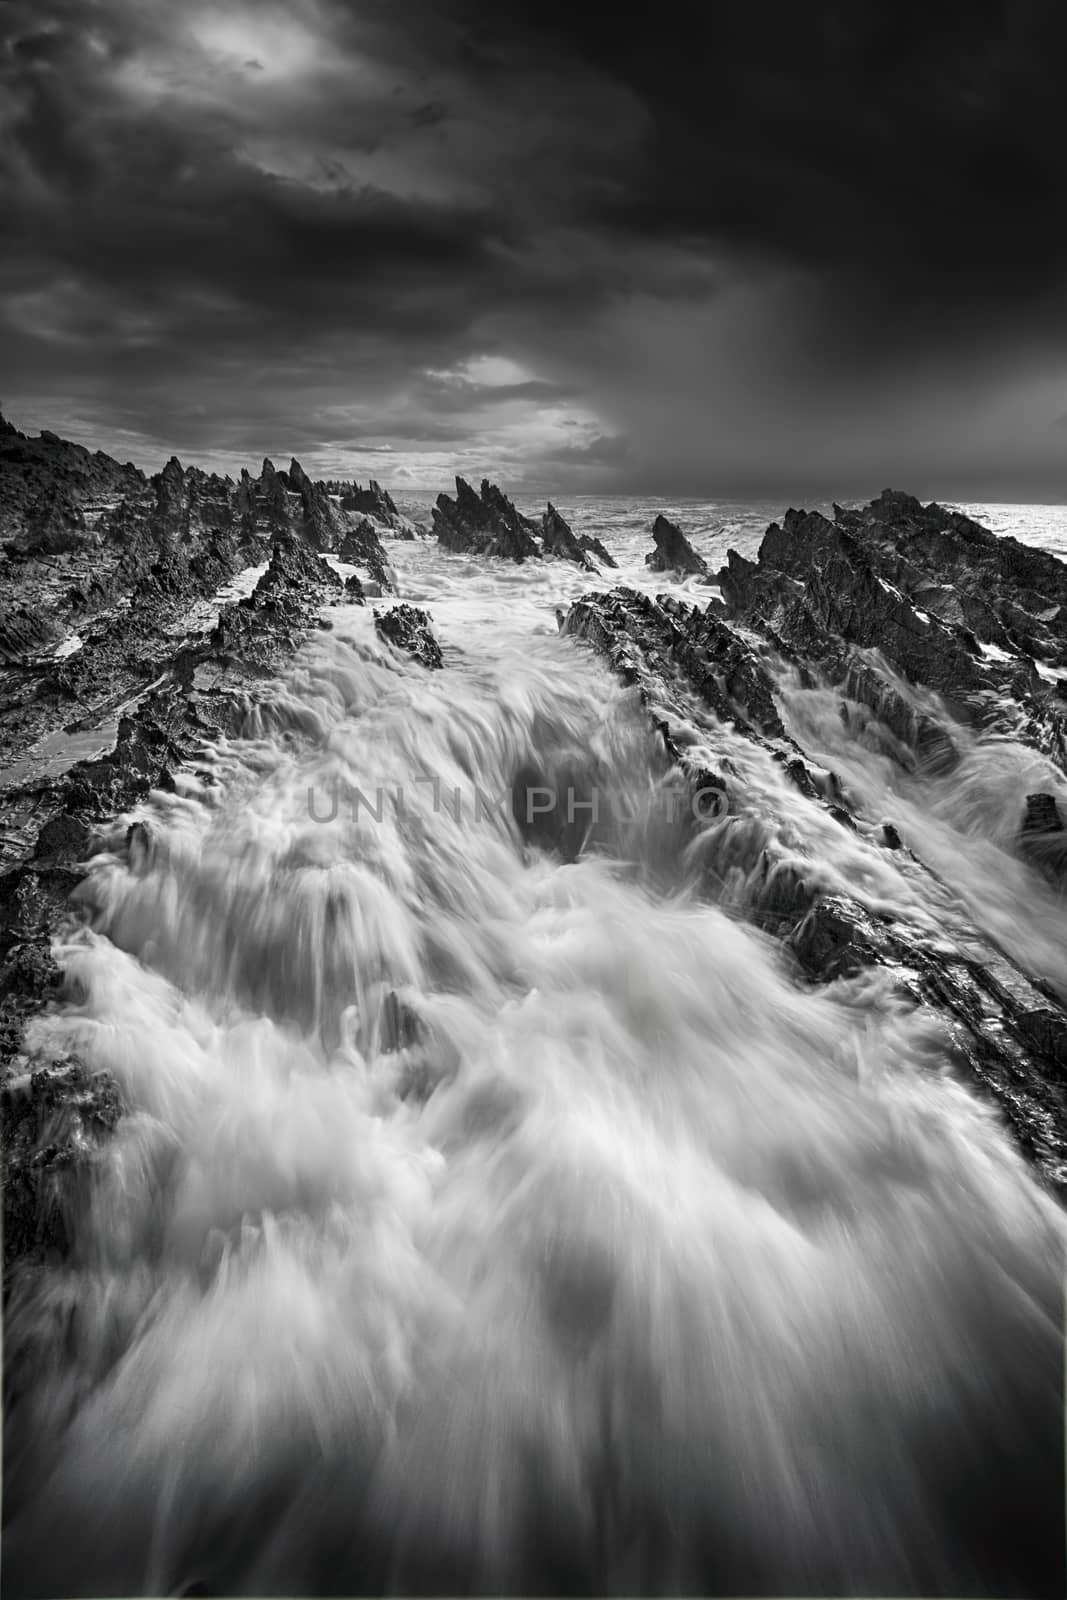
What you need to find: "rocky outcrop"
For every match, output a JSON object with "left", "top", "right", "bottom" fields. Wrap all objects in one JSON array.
[
  {"left": 326, "top": 478, "right": 418, "bottom": 538},
  {"left": 721, "top": 509, "right": 986, "bottom": 703},
  {"left": 0, "top": 411, "right": 145, "bottom": 553},
  {"left": 433, "top": 477, "right": 541, "bottom": 561},
  {"left": 0, "top": 414, "right": 415, "bottom": 785},
  {"left": 338, "top": 516, "right": 393, "bottom": 591},
  {"left": 433, "top": 486, "right": 615, "bottom": 569},
  {"left": 578, "top": 531, "right": 617, "bottom": 569},
  {"left": 717, "top": 498, "right": 1067, "bottom": 775},
  {"left": 374, "top": 604, "right": 442, "bottom": 669},
  {"left": 567, "top": 588, "right": 789, "bottom": 746},
  {"left": 563, "top": 502, "right": 1067, "bottom": 1195},
  {"left": 281, "top": 458, "right": 348, "bottom": 550},
  {"left": 541, "top": 503, "right": 597, "bottom": 570},
  {"left": 834, "top": 490, "right": 1067, "bottom": 661},
  {"left": 645, "top": 513, "right": 708, "bottom": 576}
]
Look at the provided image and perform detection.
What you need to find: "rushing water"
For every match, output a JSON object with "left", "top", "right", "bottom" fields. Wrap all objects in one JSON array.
[{"left": 4, "top": 500, "right": 1066, "bottom": 1597}]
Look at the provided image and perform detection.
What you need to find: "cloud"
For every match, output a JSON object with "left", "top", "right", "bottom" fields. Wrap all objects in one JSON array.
[{"left": 3, "top": 0, "right": 1067, "bottom": 496}]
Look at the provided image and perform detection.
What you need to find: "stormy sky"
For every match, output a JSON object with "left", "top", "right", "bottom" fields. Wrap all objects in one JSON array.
[{"left": 4, "top": 0, "right": 1067, "bottom": 499}]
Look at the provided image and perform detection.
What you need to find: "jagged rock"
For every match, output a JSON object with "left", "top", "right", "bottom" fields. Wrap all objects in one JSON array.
[
  {"left": 720, "top": 508, "right": 988, "bottom": 711},
  {"left": 788, "top": 895, "right": 892, "bottom": 981},
  {"left": 563, "top": 578, "right": 1067, "bottom": 1193},
  {"left": 207, "top": 541, "right": 344, "bottom": 674},
  {"left": 283, "top": 458, "right": 349, "bottom": 550},
  {"left": 714, "top": 499, "right": 1067, "bottom": 775},
  {"left": 326, "top": 478, "right": 417, "bottom": 537},
  {"left": 338, "top": 517, "right": 393, "bottom": 590},
  {"left": 0, "top": 412, "right": 145, "bottom": 552},
  {"left": 566, "top": 588, "right": 787, "bottom": 742},
  {"left": 644, "top": 514, "right": 708, "bottom": 576},
  {"left": 249, "top": 537, "right": 342, "bottom": 609},
  {"left": 541, "top": 503, "right": 597, "bottom": 570},
  {"left": 578, "top": 532, "right": 617, "bottom": 569},
  {"left": 374, "top": 604, "right": 442, "bottom": 669},
  {"left": 836, "top": 490, "right": 1067, "bottom": 658},
  {"left": 433, "top": 476, "right": 541, "bottom": 561},
  {"left": 0, "top": 414, "right": 393, "bottom": 789}
]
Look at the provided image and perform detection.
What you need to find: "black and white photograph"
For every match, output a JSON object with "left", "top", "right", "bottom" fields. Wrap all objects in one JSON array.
[{"left": 1, "top": 2, "right": 1066, "bottom": 1596}]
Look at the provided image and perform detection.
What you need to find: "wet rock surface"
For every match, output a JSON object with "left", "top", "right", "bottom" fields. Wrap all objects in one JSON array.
[
  {"left": 432, "top": 478, "right": 619, "bottom": 569},
  {"left": 1021, "top": 791, "right": 1067, "bottom": 884},
  {"left": 0, "top": 409, "right": 145, "bottom": 553},
  {"left": 374, "top": 604, "right": 443, "bottom": 669},
  {"left": 541, "top": 503, "right": 598, "bottom": 570},
  {"left": 433, "top": 476, "right": 542, "bottom": 561},
  {"left": 565, "top": 493, "right": 1067, "bottom": 1196},
  {"left": 337, "top": 517, "right": 393, "bottom": 591},
  {"left": 0, "top": 426, "right": 395, "bottom": 783},
  {"left": 324, "top": 476, "right": 422, "bottom": 538},
  {"left": 578, "top": 531, "right": 618, "bottom": 569},
  {"left": 645, "top": 513, "right": 709, "bottom": 576},
  {"left": 718, "top": 494, "right": 1067, "bottom": 769}
]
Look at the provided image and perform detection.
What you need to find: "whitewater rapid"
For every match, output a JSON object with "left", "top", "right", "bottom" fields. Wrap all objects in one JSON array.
[{"left": 3, "top": 524, "right": 1065, "bottom": 1597}]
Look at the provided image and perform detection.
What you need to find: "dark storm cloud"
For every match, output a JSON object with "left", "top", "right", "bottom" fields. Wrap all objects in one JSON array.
[
  {"left": 3, "top": 0, "right": 1067, "bottom": 493},
  {"left": 493, "top": 0, "right": 1067, "bottom": 354},
  {"left": 0, "top": 0, "right": 652, "bottom": 478}
]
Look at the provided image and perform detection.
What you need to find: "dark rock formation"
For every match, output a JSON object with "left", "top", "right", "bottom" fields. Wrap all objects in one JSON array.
[
  {"left": 0, "top": 411, "right": 145, "bottom": 552},
  {"left": 342, "top": 478, "right": 398, "bottom": 519},
  {"left": 281, "top": 458, "right": 347, "bottom": 550},
  {"left": 541, "top": 503, "right": 597, "bottom": 570},
  {"left": 325, "top": 478, "right": 417, "bottom": 537},
  {"left": 1020, "top": 792, "right": 1067, "bottom": 884},
  {"left": 0, "top": 412, "right": 407, "bottom": 787},
  {"left": 564, "top": 524, "right": 1067, "bottom": 1194},
  {"left": 433, "top": 477, "right": 541, "bottom": 561},
  {"left": 717, "top": 497, "right": 1067, "bottom": 776},
  {"left": 579, "top": 532, "right": 617, "bottom": 569},
  {"left": 568, "top": 588, "right": 788, "bottom": 743},
  {"left": 338, "top": 516, "right": 393, "bottom": 590},
  {"left": 207, "top": 542, "right": 344, "bottom": 673},
  {"left": 1023, "top": 792, "right": 1064, "bottom": 836},
  {"left": 645, "top": 513, "right": 708, "bottom": 576},
  {"left": 720, "top": 508, "right": 987, "bottom": 707},
  {"left": 835, "top": 490, "right": 1067, "bottom": 660},
  {"left": 374, "top": 605, "right": 443, "bottom": 669}
]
